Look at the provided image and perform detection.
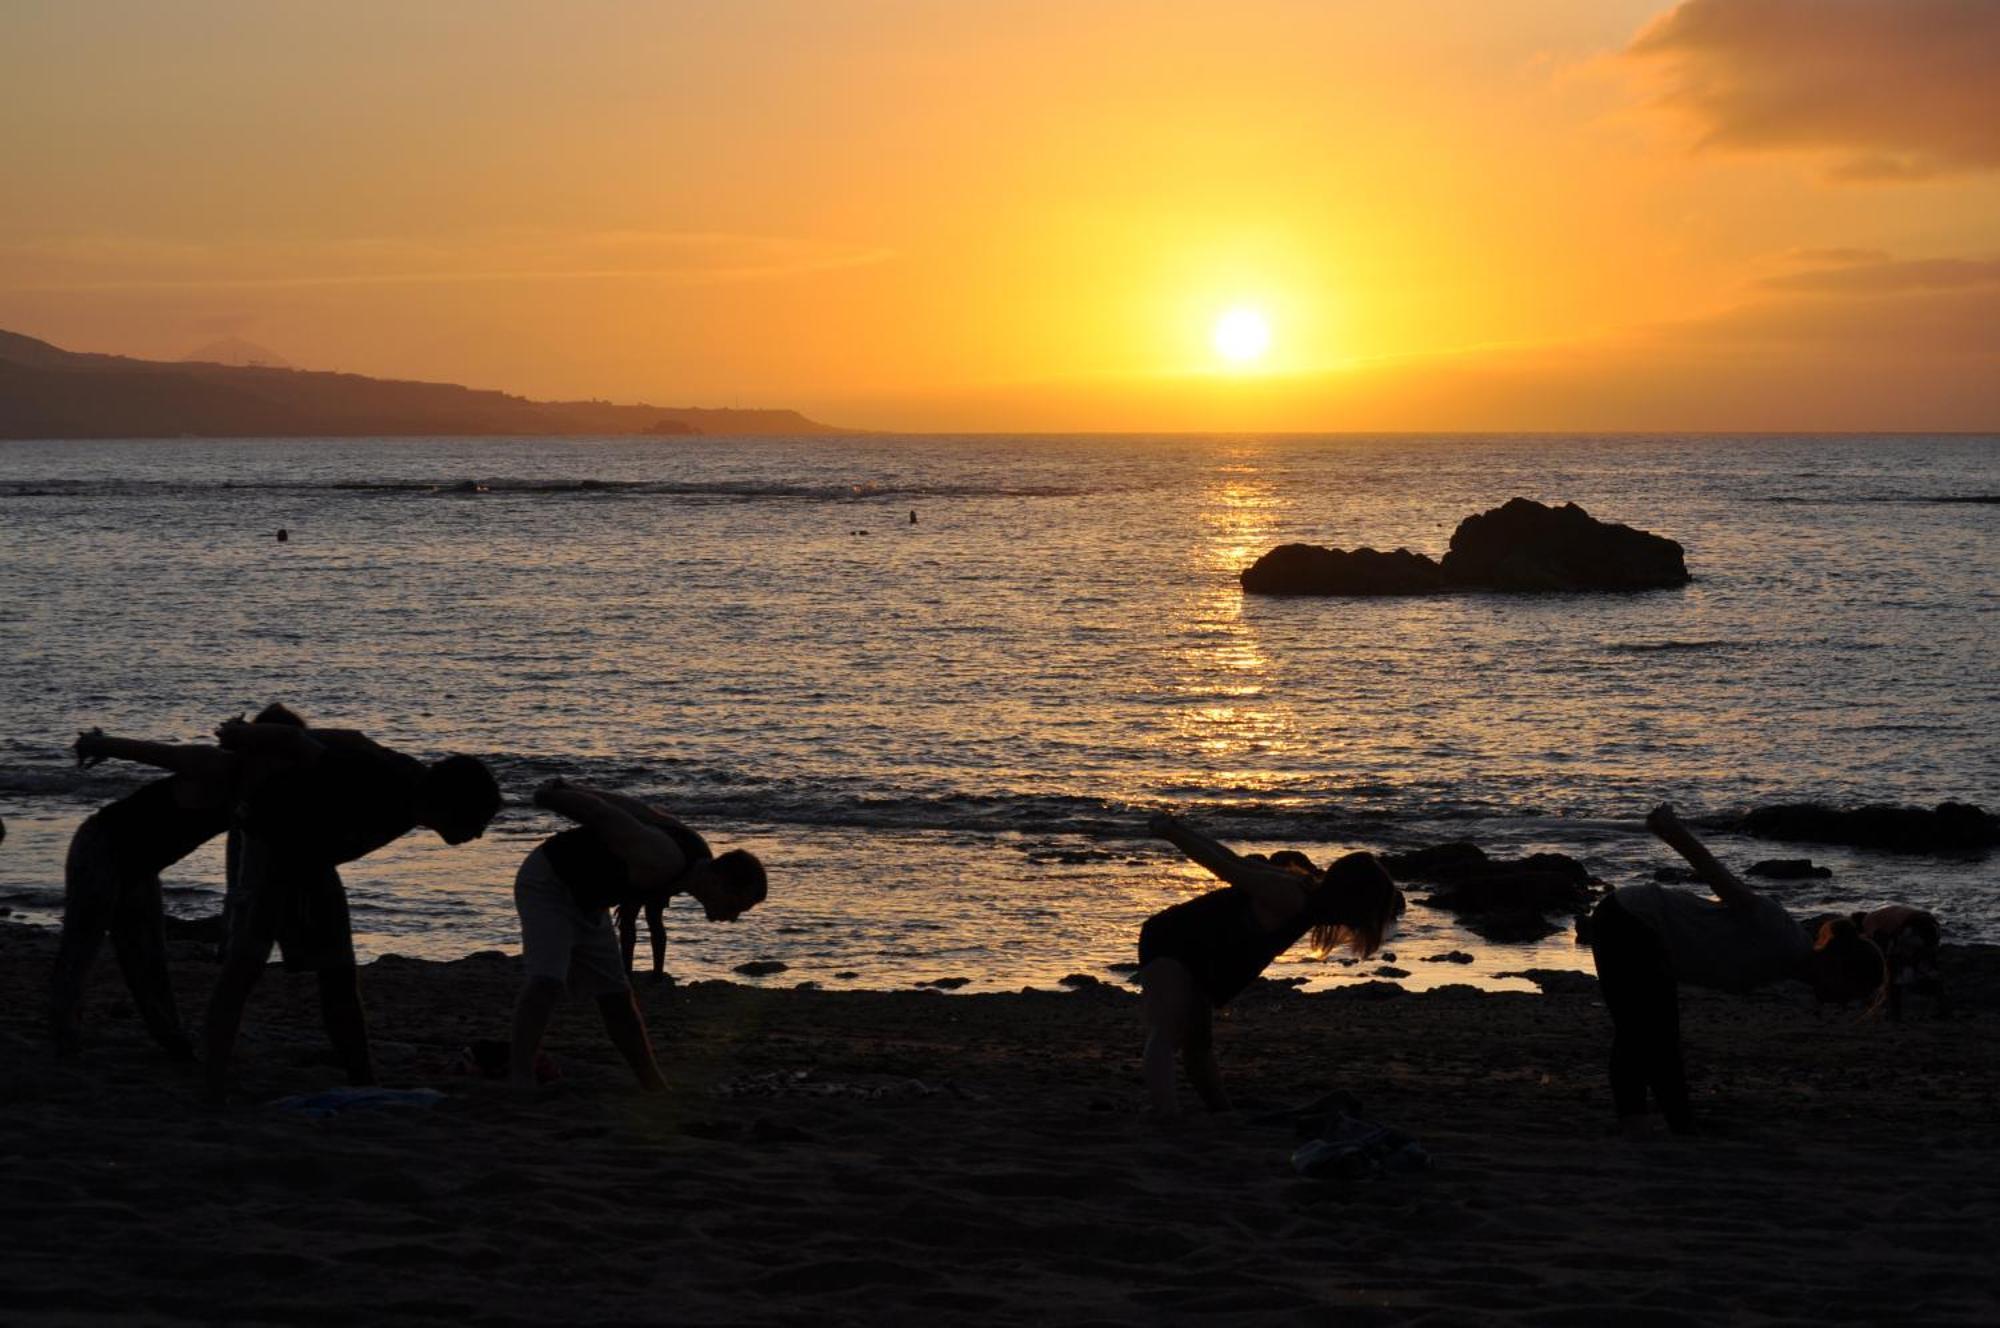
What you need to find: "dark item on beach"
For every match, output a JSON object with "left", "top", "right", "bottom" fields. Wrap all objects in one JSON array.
[
  {"left": 271, "top": 1086, "right": 447, "bottom": 1118},
  {"left": 1739, "top": 802, "right": 1997, "bottom": 856},
  {"left": 1291, "top": 1113, "right": 1431, "bottom": 1180},
  {"left": 1746, "top": 858, "right": 1832, "bottom": 880},
  {"left": 1240, "top": 497, "right": 1689, "bottom": 596},
  {"left": 276, "top": 528, "right": 288, "bottom": 542},
  {"left": 453, "top": 1039, "right": 561, "bottom": 1084}
]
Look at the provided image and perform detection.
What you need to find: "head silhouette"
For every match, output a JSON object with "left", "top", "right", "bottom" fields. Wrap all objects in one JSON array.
[
  {"left": 1304, "top": 852, "right": 1403, "bottom": 959},
  {"left": 420, "top": 755, "right": 501, "bottom": 844}
]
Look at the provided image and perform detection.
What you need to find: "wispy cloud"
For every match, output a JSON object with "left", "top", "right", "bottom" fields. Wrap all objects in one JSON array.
[
  {"left": 1759, "top": 255, "right": 2000, "bottom": 295},
  {"left": 1629, "top": 0, "right": 2000, "bottom": 180}
]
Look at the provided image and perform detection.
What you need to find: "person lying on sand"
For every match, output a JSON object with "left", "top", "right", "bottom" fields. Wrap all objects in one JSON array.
[
  {"left": 203, "top": 718, "right": 500, "bottom": 1102},
  {"left": 511, "top": 779, "right": 766, "bottom": 1091},
  {"left": 1137, "top": 814, "right": 1403, "bottom": 1117},
  {"left": 1590, "top": 804, "right": 1887, "bottom": 1137},
  {"left": 51, "top": 704, "right": 310, "bottom": 1060}
]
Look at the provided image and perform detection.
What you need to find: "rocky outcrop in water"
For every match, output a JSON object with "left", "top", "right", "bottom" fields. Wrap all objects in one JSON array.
[
  {"left": 1379, "top": 841, "right": 1600, "bottom": 942},
  {"left": 1241, "top": 498, "right": 1689, "bottom": 597},
  {"left": 1438, "top": 498, "right": 1690, "bottom": 592},
  {"left": 1746, "top": 858, "right": 1832, "bottom": 880},
  {"left": 1739, "top": 802, "right": 1997, "bottom": 855},
  {"left": 1238, "top": 545, "right": 1444, "bottom": 596}
]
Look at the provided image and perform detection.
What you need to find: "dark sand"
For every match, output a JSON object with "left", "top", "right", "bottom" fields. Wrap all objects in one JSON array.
[{"left": 4, "top": 922, "right": 1998, "bottom": 1326}]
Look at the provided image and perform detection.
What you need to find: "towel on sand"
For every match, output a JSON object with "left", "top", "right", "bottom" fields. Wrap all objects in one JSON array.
[{"left": 270, "top": 1087, "right": 447, "bottom": 1119}]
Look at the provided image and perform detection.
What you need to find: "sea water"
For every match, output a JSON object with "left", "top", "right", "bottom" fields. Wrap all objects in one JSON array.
[{"left": 1, "top": 434, "right": 1993, "bottom": 992}]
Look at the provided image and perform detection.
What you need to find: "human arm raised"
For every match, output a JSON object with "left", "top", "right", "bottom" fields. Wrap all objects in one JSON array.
[
  {"left": 535, "top": 779, "right": 687, "bottom": 892},
  {"left": 1646, "top": 804, "right": 1760, "bottom": 911},
  {"left": 1149, "top": 812, "right": 1307, "bottom": 927},
  {"left": 213, "top": 719, "right": 326, "bottom": 764},
  {"left": 74, "top": 729, "right": 240, "bottom": 781}
]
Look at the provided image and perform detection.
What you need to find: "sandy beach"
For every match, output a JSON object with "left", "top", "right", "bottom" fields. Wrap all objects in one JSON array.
[{"left": 4, "top": 920, "right": 1997, "bottom": 1326}]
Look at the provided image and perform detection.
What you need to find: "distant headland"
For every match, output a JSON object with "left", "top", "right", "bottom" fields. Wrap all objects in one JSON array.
[{"left": 0, "top": 329, "right": 842, "bottom": 439}]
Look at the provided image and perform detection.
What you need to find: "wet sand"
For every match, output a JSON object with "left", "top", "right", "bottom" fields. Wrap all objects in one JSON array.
[{"left": 4, "top": 921, "right": 1998, "bottom": 1325}]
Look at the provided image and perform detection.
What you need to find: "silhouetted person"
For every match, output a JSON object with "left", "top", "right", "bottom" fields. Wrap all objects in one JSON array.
[
  {"left": 204, "top": 719, "right": 500, "bottom": 1102},
  {"left": 51, "top": 704, "right": 309, "bottom": 1059},
  {"left": 511, "top": 779, "right": 765, "bottom": 1090},
  {"left": 1590, "top": 805, "right": 1886, "bottom": 1137},
  {"left": 1136, "top": 814, "right": 1402, "bottom": 1116},
  {"left": 1854, "top": 904, "right": 1944, "bottom": 1019},
  {"left": 909, "top": 510, "right": 917, "bottom": 525}
]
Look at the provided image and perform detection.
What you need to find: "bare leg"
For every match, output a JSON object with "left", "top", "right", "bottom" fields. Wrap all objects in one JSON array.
[
  {"left": 509, "top": 977, "right": 565, "bottom": 1090},
  {"left": 50, "top": 824, "right": 117, "bottom": 1056},
  {"left": 203, "top": 953, "right": 267, "bottom": 1103},
  {"left": 1139, "top": 959, "right": 1196, "bottom": 1116},
  {"left": 596, "top": 990, "right": 667, "bottom": 1090},
  {"left": 315, "top": 963, "right": 376, "bottom": 1085},
  {"left": 1183, "top": 1000, "right": 1230, "bottom": 1112},
  {"left": 109, "top": 872, "right": 193, "bottom": 1060},
  {"left": 205, "top": 835, "right": 280, "bottom": 1102}
]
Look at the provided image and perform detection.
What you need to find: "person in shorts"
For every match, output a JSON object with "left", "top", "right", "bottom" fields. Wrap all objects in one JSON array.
[
  {"left": 205, "top": 719, "right": 501, "bottom": 1102},
  {"left": 510, "top": 778, "right": 767, "bottom": 1091}
]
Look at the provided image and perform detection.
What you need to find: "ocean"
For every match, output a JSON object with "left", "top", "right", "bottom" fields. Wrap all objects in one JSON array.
[{"left": 1, "top": 433, "right": 1994, "bottom": 993}]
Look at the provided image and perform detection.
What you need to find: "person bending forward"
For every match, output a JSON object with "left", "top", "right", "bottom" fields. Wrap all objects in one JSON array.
[
  {"left": 1137, "top": 814, "right": 1403, "bottom": 1117},
  {"left": 1590, "top": 804, "right": 1886, "bottom": 1136},
  {"left": 511, "top": 779, "right": 767, "bottom": 1091}
]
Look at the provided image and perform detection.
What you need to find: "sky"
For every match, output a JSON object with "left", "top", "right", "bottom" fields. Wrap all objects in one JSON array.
[{"left": 1, "top": 0, "right": 1996, "bottom": 431}]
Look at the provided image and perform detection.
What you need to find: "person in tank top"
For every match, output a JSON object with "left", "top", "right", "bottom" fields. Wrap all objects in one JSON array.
[
  {"left": 1135, "top": 814, "right": 1403, "bottom": 1117},
  {"left": 509, "top": 778, "right": 767, "bottom": 1091},
  {"left": 1589, "top": 804, "right": 1887, "bottom": 1136}
]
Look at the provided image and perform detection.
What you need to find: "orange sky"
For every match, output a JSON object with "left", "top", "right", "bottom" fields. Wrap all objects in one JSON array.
[{"left": 2, "top": 0, "right": 1995, "bottom": 430}]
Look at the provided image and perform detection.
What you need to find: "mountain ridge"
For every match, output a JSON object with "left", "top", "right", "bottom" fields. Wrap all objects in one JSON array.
[{"left": 0, "top": 329, "right": 842, "bottom": 438}]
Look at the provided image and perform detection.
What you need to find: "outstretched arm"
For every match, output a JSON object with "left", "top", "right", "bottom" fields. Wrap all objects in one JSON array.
[
  {"left": 1647, "top": 804, "right": 1759, "bottom": 911},
  {"left": 75, "top": 730, "right": 240, "bottom": 781},
  {"left": 535, "top": 780, "right": 686, "bottom": 892},
  {"left": 569, "top": 784, "right": 690, "bottom": 838},
  {"left": 1149, "top": 813, "right": 1306, "bottom": 925},
  {"left": 646, "top": 901, "right": 666, "bottom": 975},
  {"left": 213, "top": 720, "right": 325, "bottom": 764}
]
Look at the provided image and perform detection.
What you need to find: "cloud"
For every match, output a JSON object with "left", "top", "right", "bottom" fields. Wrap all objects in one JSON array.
[
  {"left": 1629, "top": 0, "right": 2000, "bottom": 179},
  {"left": 0, "top": 230, "right": 895, "bottom": 293},
  {"left": 1759, "top": 255, "right": 2000, "bottom": 295}
]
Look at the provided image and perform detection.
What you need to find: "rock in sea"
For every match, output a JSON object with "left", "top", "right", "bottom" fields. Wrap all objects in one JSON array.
[
  {"left": 1239, "top": 497, "right": 1689, "bottom": 596},
  {"left": 1439, "top": 498, "right": 1690, "bottom": 592},
  {"left": 1739, "top": 801, "right": 1997, "bottom": 855},
  {"left": 1239, "top": 544, "right": 1444, "bottom": 596}
]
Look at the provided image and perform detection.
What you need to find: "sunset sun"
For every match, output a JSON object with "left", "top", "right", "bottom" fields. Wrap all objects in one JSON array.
[{"left": 1211, "top": 307, "right": 1272, "bottom": 366}]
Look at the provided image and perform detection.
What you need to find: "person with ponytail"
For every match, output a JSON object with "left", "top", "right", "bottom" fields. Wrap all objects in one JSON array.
[
  {"left": 1590, "top": 804, "right": 1887, "bottom": 1137},
  {"left": 1135, "top": 814, "right": 1403, "bottom": 1117}
]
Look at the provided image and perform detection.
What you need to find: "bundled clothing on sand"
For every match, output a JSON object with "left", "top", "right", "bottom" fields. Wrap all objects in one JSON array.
[{"left": 1592, "top": 806, "right": 1884, "bottom": 1135}]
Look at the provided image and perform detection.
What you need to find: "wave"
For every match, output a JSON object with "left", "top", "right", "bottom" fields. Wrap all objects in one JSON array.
[
  {"left": 0, "top": 477, "right": 1103, "bottom": 502},
  {"left": 0, "top": 753, "right": 1562, "bottom": 847},
  {"left": 1603, "top": 639, "right": 1736, "bottom": 655}
]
